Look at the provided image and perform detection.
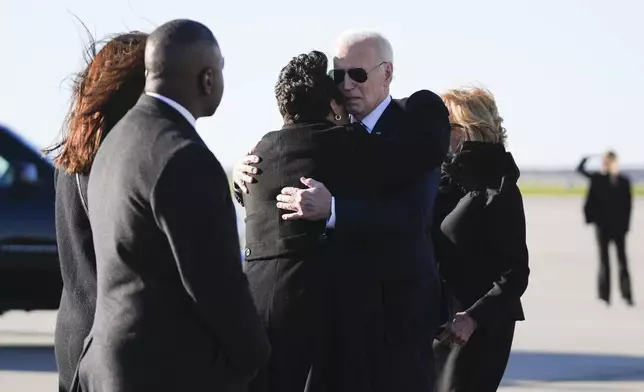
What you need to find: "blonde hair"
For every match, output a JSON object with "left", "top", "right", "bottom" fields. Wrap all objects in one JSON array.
[{"left": 441, "top": 87, "right": 507, "bottom": 146}]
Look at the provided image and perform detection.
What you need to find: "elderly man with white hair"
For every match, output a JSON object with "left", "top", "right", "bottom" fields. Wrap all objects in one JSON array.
[{"left": 234, "top": 30, "right": 450, "bottom": 391}]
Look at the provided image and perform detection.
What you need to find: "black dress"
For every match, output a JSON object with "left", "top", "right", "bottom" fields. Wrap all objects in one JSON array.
[{"left": 432, "top": 141, "right": 530, "bottom": 392}]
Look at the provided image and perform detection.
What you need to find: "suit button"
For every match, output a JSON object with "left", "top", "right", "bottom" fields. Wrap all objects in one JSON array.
[{"left": 244, "top": 247, "right": 251, "bottom": 257}]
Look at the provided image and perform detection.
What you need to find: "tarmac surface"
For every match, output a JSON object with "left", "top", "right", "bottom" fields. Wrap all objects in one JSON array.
[{"left": 1, "top": 196, "right": 643, "bottom": 391}]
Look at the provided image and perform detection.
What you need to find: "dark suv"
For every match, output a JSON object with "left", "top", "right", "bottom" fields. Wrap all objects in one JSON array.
[{"left": 0, "top": 124, "right": 61, "bottom": 313}]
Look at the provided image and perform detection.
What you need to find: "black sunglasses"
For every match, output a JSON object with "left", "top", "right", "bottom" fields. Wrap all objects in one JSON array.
[{"left": 328, "top": 62, "right": 387, "bottom": 84}]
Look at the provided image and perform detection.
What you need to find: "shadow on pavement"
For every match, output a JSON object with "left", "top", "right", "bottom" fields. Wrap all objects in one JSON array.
[
  {"left": 0, "top": 346, "right": 56, "bottom": 372},
  {"left": 3, "top": 346, "right": 644, "bottom": 383},
  {"left": 502, "top": 351, "right": 644, "bottom": 385}
]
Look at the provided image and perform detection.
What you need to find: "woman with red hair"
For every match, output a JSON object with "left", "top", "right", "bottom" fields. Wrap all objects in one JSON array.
[{"left": 45, "top": 30, "right": 147, "bottom": 392}]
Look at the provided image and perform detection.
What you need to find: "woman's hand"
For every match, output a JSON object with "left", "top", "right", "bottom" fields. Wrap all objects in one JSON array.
[
  {"left": 232, "top": 142, "right": 261, "bottom": 194},
  {"left": 232, "top": 155, "right": 260, "bottom": 194},
  {"left": 438, "top": 311, "right": 478, "bottom": 346}
]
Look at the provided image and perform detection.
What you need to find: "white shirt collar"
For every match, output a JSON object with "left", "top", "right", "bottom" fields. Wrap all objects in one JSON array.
[
  {"left": 145, "top": 92, "right": 197, "bottom": 128},
  {"left": 350, "top": 95, "right": 392, "bottom": 133}
]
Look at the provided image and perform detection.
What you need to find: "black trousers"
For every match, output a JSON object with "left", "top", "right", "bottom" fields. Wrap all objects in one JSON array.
[
  {"left": 595, "top": 227, "right": 633, "bottom": 304},
  {"left": 245, "top": 253, "right": 332, "bottom": 392},
  {"left": 328, "top": 238, "right": 440, "bottom": 392},
  {"left": 433, "top": 321, "right": 515, "bottom": 392}
]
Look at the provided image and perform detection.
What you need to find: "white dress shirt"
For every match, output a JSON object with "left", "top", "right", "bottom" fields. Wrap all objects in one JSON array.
[
  {"left": 326, "top": 95, "right": 392, "bottom": 228},
  {"left": 145, "top": 92, "right": 197, "bottom": 128}
]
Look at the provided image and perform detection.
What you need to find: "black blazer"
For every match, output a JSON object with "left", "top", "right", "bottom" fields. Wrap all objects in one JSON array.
[
  {"left": 434, "top": 142, "right": 530, "bottom": 328},
  {"left": 237, "top": 89, "right": 450, "bottom": 261},
  {"left": 53, "top": 170, "right": 96, "bottom": 392},
  {"left": 241, "top": 121, "right": 357, "bottom": 261},
  {"left": 80, "top": 94, "right": 270, "bottom": 392},
  {"left": 577, "top": 157, "right": 632, "bottom": 235}
]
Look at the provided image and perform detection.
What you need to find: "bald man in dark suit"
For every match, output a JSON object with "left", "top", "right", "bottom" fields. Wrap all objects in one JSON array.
[{"left": 75, "top": 19, "right": 269, "bottom": 392}]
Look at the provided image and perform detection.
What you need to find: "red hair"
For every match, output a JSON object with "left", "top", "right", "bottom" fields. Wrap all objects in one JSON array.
[{"left": 47, "top": 31, "right": 147, "bottom": 174}]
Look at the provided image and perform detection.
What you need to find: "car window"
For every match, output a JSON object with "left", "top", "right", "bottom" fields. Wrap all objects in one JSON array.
[{"left": 0, "top": 155, "right": 14, "bottom": 188}]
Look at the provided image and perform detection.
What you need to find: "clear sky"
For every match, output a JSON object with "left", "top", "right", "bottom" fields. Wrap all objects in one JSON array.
[{"left": 3, "top": 0, "right": 643, "bottom": 169}]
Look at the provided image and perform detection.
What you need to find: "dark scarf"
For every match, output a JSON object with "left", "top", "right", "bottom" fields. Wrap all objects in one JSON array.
[{"left": 440, "top": 141, "right": 520, "bottom": 194}]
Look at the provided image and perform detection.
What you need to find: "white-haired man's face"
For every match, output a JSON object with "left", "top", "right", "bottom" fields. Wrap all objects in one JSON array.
[{"left": 332, "top": 40, "right": 391, "bottom": 119}]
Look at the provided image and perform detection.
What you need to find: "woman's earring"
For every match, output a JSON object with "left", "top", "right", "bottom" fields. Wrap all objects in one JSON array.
[{"left": 335, "top": 114, "right": 342, "bottom": 121}]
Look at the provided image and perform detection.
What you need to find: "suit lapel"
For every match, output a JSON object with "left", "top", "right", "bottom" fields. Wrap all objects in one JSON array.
[{"left": 370, "top": 100, "right": 403, "bottom": 136}]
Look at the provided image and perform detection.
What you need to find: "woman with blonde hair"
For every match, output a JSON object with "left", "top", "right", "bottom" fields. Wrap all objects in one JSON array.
[{"left": 432, "top": 87, "right": 530, "bottom": 392}]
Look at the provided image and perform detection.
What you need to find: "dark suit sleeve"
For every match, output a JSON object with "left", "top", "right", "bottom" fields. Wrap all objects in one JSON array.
[
  {"left": 334, "top": 168, "right": 440, "bottom": 233},
  {"left": 151, "top": 144, "right": 270, "bottom": 382},
  {"left": 330, "top": 90, "right": 449, "bottom": 231},
  {"left": 326, "top": 89, "right": 450, "bottom": 191},
  {"left": 576, "top": 157, "right": 593, "bottom": 178},
  {"left": 465, "top": 186, "right": 530, "bottom": 326}
]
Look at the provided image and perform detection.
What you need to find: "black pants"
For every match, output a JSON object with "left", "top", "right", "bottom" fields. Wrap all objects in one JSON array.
[
  {"left": 595, "top": 227, "right": 633, "bottom": 304},
  {"left": 433, "top": 321, "right": 515, "bottom": 392},
  {"left": 332, "top": 267, "right": 439, "bottom": 392},
  {"left": 245, "top": 253, "right": 332, "bottom": 392}
]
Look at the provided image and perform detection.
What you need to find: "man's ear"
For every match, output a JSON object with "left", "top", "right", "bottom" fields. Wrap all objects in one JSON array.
[
  {"left": 200, "top": 68, "right": 213, "bottom": 95},
  {"left": 384, "top": 63, "right": 393, "bottom": 86}
]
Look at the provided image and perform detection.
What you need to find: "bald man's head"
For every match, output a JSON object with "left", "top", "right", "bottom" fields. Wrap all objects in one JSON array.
[{"left": 145, "top": 19, "right": 224, "bottom": 118}]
